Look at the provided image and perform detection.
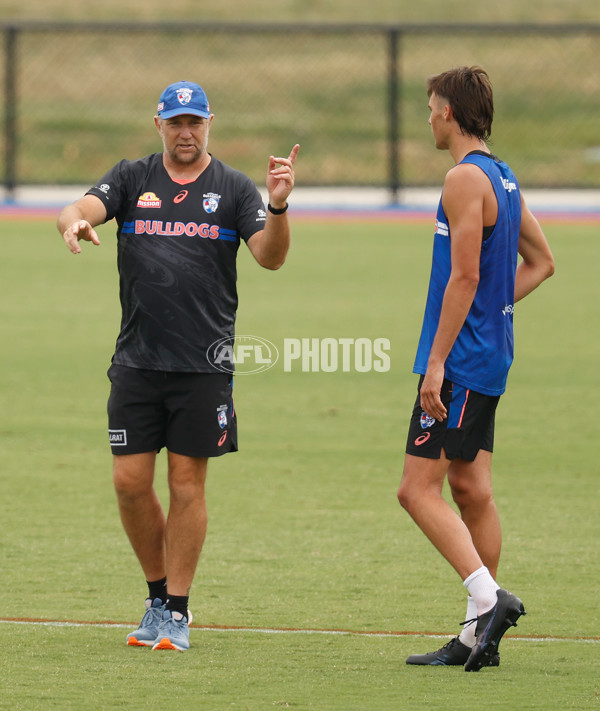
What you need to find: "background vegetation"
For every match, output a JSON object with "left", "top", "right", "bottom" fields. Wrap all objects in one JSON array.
[
  {"left": 2, "top": 0, "right": 600, "bottom": 23},
  {"left": 2, "top": 2, "right": 600, "bottom": 191}
]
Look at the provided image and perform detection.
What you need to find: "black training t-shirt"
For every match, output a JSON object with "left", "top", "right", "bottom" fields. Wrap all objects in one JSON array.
[{"left": 87, "top": 153, "right": 266, "bottom": 372}]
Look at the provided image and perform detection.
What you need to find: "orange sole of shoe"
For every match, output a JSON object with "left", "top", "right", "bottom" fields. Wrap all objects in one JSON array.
[
  {"left": 152, "top": 638, "right": 184, "bottom": 651},
  {"left": 127, "top": 637, "right": 153, "bottom": 647}
]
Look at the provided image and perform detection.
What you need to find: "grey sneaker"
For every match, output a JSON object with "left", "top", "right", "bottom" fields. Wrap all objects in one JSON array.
[
  {"left": 126, "top": 597, "right": 165, "bottom": 647},
  {"left": 465, "top": 589, "right": 526, "bottom": 672},
  {"left": 152, "top": 609, "right": 191, "bottom": 651}
]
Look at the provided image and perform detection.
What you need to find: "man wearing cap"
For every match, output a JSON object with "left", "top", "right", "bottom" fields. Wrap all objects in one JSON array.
[{"left": 57, "top": 81, "right": 299, "bottom": 652}]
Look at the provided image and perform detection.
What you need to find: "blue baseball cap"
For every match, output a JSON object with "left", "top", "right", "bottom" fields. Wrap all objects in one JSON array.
[{"left": 156, "top": 81, "right": 211, "bottom": 119}]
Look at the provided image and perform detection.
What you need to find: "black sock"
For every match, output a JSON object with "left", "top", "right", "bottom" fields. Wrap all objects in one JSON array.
[
  {"left": 147, "top": 577, "right": 167, "bottom": 603},
  {"left": 166, "top": 593, "right": 189, "bottom": 618}
]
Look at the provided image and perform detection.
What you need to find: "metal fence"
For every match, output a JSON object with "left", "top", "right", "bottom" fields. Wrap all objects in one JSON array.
[{"left": 2, "top": 21, "right": 600, "bottom": 200}]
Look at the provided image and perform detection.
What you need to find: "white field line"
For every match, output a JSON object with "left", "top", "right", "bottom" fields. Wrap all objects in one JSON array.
[{"left": 0, "top": 618, "right": 597, "bottom": 644}]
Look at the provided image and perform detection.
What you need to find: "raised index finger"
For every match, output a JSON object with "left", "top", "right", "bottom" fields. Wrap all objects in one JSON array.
[{"left": 288, "top": 144, "right": 300, "bottom": 165}]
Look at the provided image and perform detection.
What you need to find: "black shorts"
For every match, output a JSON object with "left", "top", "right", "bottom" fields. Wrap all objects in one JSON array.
[
  {"left": 405, "top": 375, "right": 499, "bottom": 462},
  {"left": 107, "top": 364, "right": 238, "bottom": 457}
]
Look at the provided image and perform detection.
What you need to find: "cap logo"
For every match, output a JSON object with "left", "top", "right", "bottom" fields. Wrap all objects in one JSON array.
[
  {"left": 177, "top": 88, "right": 193, "bottom": 106},
  {"left": 157, "top": 82, "right": 209, "bottom": 118}
]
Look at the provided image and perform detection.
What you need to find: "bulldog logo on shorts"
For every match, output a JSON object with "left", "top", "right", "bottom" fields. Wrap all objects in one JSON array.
[
  {"left": 217, "top": 404, "right": 228, "bottom": 429},
  {"left": 420, "top": 412, "right": 436, "bottom": 429}
]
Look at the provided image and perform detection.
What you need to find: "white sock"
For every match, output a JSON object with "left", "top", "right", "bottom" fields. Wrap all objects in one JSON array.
[
  {"left": 458, "top": 596, "right": 478, "bottom": 648},
  {"left": 463, "top": 566, "right": 500, "bottom": 615}
]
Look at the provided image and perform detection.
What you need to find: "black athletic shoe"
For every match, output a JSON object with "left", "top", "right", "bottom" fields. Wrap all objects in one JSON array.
[
  {"left": 464, "top": 588, "right": 526, "bottom": 672},
  {"left": 406, "top": 636, "right": 500, "bottom": 666}
]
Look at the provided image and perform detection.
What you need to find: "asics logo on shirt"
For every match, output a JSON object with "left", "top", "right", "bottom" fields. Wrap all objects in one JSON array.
[{"left": 174, "top": 190, "right": 189, "bottom": 204}]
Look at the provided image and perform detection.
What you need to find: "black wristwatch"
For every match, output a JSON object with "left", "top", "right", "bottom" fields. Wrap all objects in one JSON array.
[{"left": 267, "top": 203, "right": 288, "bottom": 215}]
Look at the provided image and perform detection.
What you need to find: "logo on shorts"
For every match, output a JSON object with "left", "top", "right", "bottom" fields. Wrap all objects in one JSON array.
[
  {"left": 109, "top": 429, "right": 128, "bottom": 446},
  {"left": 420, "top": 412, "right": 436, "bottom": 429},
  {"left": 414, "top": 432, "right": 431, "bottom": 446},
  {"left": 217, "top": 404, "right": 228, "bottom": 429}
]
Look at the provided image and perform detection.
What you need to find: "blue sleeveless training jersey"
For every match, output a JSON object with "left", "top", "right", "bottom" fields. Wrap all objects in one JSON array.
[{"left": 413, "top": 151, "right": 522, "bottom": 396}]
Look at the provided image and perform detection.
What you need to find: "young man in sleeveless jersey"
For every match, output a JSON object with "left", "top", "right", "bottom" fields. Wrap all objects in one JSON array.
[
  {"left": 397, "top": 67, "right": 554, "bottom": 671},
  {"left": 58, "top": 81, "right": 299, "bottom": 651}
]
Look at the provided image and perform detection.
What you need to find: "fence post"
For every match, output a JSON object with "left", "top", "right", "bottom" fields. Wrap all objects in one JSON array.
[
  {"left": 387, "top": 28, "right": 401, "bottom": 204},
  {"left": 4, "top": 26, "right": 18, "bottom": 202}
]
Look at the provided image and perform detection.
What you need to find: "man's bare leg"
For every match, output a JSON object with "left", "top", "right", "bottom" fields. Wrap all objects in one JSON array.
[
  {"left": 398, "top": 452, "right": 484, "bottom": 580},
  {"left": 164, "top": 452, "right": 208, "bottom": 596},
  {"left": 447, "top": 449, "right": 501, "bottom": 578},
  {"left": 113, "top": 452, "right": 166, "bottom": 582}
]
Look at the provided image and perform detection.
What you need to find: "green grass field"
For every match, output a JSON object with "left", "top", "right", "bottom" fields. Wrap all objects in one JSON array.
[{"left": 0, "top": 213, "right": 599, "bottom": 710}]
